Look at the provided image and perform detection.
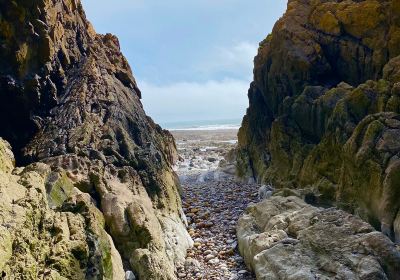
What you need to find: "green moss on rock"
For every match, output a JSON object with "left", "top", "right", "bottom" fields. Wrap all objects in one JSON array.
[{"left": 46, "top": 171, "right": 75, "bottom": 208}]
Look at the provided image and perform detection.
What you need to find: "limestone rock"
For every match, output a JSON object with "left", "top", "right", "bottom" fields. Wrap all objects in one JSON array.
[
  {"left": 237, "top": 196, "right": 400, "bottom": 279},
  {"left": 237, "top": 0, "right": 400, "bottom": 241}
]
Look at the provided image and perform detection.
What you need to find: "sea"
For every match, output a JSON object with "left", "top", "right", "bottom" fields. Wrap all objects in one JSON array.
[{"left": 160, "top": 118, "right": 242, "bottom": 131}]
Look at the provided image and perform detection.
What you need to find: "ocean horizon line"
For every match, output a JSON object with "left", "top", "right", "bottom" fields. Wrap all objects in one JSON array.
[{"left": 160, "top": 118, "right": 242, "bottom": 131}]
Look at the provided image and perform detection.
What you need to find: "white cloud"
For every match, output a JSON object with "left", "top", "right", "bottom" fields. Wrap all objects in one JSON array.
[
  {"left": 217, "top": 42, "right": 258, "bottom": 70},
  {"left": 140, "top": 79, "right": 250, "bottom": 124},
  {"left": 196, "top": 41, "right": 258, "bottom": 79},
  {"left": 138, "top": 42, "right": 256, "bottom": 125}
]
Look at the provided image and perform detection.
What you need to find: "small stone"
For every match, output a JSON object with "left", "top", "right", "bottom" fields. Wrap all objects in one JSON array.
[
  {"left": 184, "top": 258, "right": 200, "bottom": 270},
  {"left": 205, "top": 254, "right": 215, "bottom": 261},
  {"left": 208, "top": 258, "right": 220, "bottom": 264},
  {"left": 125, "top": 271, "right": 136, "bottom": 280}
]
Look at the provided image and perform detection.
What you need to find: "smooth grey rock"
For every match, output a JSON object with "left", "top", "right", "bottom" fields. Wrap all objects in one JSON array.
[
  {"left": 125, "top": 271, "right": 136, "bottom": 280},
  {"left": 237, "top": 196, "right": 400, "bottom": 279}
]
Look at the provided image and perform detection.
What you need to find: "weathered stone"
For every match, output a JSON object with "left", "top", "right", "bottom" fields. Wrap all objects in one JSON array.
[
  {"left": 125, "top": 270, "right": 136, "bottom": 280},
  {"left": 0, "top": 139, "right": 14, "bottom": 173},
  {"left": 0, "top": 138, "right": 124, "bottom": 279},
  {"left": 237, "top": 0, "right": 400, "bottom": 242},
  {"left": 237, "top": 196, "right": 400, "bottom": 279},
  {"left": 0, "top": 0, "right": 190, "bottom": 278}
]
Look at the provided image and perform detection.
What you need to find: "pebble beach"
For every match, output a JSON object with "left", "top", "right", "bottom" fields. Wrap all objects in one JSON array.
[{"left": 172, "top": 129, "right": 259, "bottom": 280}]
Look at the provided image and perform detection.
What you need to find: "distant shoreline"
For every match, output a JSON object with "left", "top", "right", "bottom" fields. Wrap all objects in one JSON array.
[
  {"left": 168, "top": 126, "right": 240, "bottom": 132},
  {"left": 160, "top": 118, "right": 242, "bottom": 131},
  {"left": 171, "top": 129, "right": 238, "bottom": 143}
]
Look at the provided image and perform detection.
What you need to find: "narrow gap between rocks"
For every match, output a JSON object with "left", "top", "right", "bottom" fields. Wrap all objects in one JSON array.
[{"left": 172, "top": 129, "right": 259, "bottom": 280}]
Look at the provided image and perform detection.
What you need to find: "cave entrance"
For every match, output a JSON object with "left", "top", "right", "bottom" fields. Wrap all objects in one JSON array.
[{"left": 0, "top": 81, "right": 39, "bottom": 166}]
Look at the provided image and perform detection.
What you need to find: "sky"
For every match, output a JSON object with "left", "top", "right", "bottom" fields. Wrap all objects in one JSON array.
[{"left": 81, "top": 0, "right": 287, "bottom": 125}]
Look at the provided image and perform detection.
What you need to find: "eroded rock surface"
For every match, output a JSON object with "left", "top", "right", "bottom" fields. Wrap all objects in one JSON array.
[
  {"left": 237, "top": 0, "right": 400, "bottom": 242},
  {"left": 237, "top": 196, "right": 400, "bottom": 280},
  {"left": 0, "top": 138, "right": 125, "bottom": 279},
  {"left": 0, "top": 0, "right": 191, "bottom": 278}
]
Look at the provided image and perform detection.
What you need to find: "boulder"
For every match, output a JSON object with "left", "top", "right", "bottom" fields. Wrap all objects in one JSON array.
[{"left": 237, "top": 196, "right": 400, "bottom": 279}]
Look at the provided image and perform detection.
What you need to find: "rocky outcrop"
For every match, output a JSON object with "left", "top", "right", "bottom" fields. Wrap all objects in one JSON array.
[
  {"left": 0, "top": 0, "right": 191, "bottom": 279},
  {"left": 237, "top": 0, "right": 400, "bottom": 242},
  {"left": 237, "top": 196, "right": 400, "bottom": 279},
  {"left": 0, "top": 138, "right": 125, "bottom": 279}
]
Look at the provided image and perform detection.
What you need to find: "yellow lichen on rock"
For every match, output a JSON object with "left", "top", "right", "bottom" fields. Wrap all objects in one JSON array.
[
  {"left": 336, "top": 1, "right": 382, "bottom": 39},
  {"left": 311, "top": 9, "right": 341, "bottom": 35}
]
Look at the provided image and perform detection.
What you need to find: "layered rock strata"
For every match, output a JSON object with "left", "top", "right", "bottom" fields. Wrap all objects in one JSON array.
[
  {"left": 237, "top": 0, "right": 400, "bottom": 242},
  {"left": 0, "top": 0, "right": 191, "bottom": 279}
]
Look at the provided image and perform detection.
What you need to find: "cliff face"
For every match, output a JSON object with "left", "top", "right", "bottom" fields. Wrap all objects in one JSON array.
[
  {"left": 237, "top": 0, "right": 400, "bottom": 242},
  {"left": 0, "top": 0, "right": 191, "bottom": 279}
]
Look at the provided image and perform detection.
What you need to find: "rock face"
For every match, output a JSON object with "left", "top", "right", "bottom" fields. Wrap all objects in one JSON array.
[
  {"left": 0, "top": 138, "right": 125, "bottom": 279},
  {"left": 0, "top": 0, "right": 191, "bottom": 279},
  {"left": 237, "top": 0, "right": 400, "bottom": 242},
  {"left": 237, "top": 196, "right": 400, "bottom": 280}
]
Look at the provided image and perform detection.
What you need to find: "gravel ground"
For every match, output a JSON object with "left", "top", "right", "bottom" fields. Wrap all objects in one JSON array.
[
  {"left": 177, "top": 173, "right": 258, "bottom": 280},
  {"left": 172, "top": 129, "right": 259, "bottom": 280}
]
